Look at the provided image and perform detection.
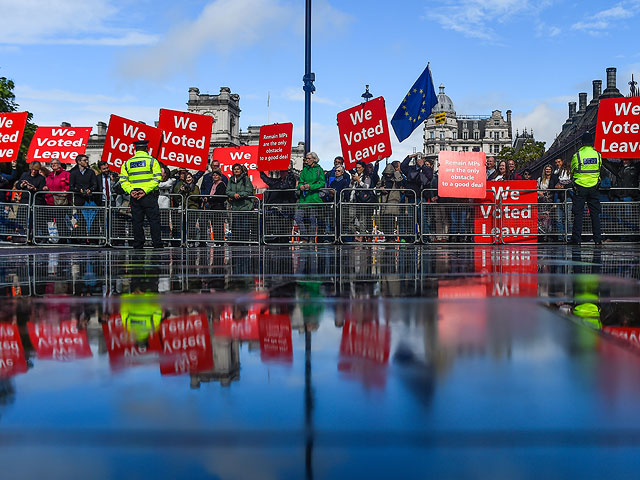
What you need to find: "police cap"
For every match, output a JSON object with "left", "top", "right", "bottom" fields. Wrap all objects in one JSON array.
[{"left": 133, "top": 139, "right": 149, "bottom": 148}]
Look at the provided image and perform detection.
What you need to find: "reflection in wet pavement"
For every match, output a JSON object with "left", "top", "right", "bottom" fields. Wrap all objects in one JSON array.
[{"left": 1, "top": 245, "right": 640, "bottom": 478}]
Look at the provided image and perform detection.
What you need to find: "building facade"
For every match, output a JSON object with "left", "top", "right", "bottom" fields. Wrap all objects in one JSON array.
[
  {"left": 86, "top": 87, "right": 304, "bottom": 172},
  {"left": 423, "top": 84, "right": 512, "bottom": 160}
]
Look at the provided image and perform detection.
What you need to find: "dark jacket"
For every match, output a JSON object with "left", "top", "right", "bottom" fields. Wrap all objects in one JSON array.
[
  {"left": 400, "top": 156, "right": 433, "bottom": 198},
  {"left": 329, "top": 175, "right": 350, "bottom": 201},
  {"left": 227, "top": 173, "right": 254, "bottom": 211},
  {"left": 69, "top": 165, "right": 99, "bottom": 206},
  {"left": 17, "top": 171, "right": 46, "bottom": 205},
  {"left": 195, "top": 169, "right": 228, "bottom": 188},
  {"left": 325, "top": 167, "right": 350, "bottom": 186},
  {"left": 614, "top": 162, "right": 639, "bottom": 199},
  {"left": 206, "top": 181, "right": 227, "bottom": 210},
  {"left": 260, "top": 171, "right": 297, "bottom": 204}
]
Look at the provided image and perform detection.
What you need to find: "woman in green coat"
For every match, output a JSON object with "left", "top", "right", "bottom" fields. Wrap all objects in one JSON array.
[
  {"left": 227, "top": 163, "right": 256, "bottom": 242},
  {"left": 295, "top": 152, "right": 325, "bottom": 242}
]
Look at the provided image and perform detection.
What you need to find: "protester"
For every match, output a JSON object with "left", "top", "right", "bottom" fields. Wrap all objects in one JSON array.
[
  {"left": 227, "top": 163, "right": 256, "bottom": 241},
  {"left": 430, "top": 162, "right": 449, "bottom": 242},
  {"left": 260, "top": 169, "right": 297, "bottom": 204},
  {"left": 18, "top": 162, "right": 46, "bottom": 205},
  {"left": 613, "top": 159, "right": 639, "bottom": 201},
  {"left": 296, "top": 152, "right": 325, "bottom": 243},
  {"left": 507, "top": 159, "right": 523, "bottom": 180},
  {"left": 69, "top": 154, "right": 98, "bottom": 206},
  {"left": 493, "top": 160, "right": 508, "bottom": 181},
  {"left": 158, "top": 165, "right": 176, "bottom": 209},
  {"left": 400, "top": 153, "right": 432, "bottom": 201},
  {"left": 173, "top": 172, "right": 201, "bottom": 210},
  {"left": 486, "top": 156, "right": 496, "bottom": 180},
  {"left": 347, "top": 160, "right": 377, "bottom": 240},
  {"left": 522, "top": 169, "right": 532, "bottom": 181},
  {"left": 378, "top": 161, "right": 408, "bottom": 239},
  {"left": 537, "top": 164, "right": 555, "bottom": 239},
  {"left": 96, "top": 161, "right": 114, "bottom": 207},
  {"left": 44, "top": 159, "right": 70, "bottom": 206},
  {"left": 325, "top": 156, "right": 350, "bottom": 185}
]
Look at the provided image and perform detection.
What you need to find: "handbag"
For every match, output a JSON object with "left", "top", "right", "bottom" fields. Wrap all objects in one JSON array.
[
  {"left": 53, "top": 194, "right": 69, "bottom": 206},
  {"left": 356, "top": 189, "right": 375, "bottom": 203}
]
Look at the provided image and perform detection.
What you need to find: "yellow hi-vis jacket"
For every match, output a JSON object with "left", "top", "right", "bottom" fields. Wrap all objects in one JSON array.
[
  {"left": 121, "top": 292, "right": 162, "bottom": 342},
  {"left": 121, "top": 151, "right": 162, "bottom": 194},
  {"left": 571, "top": 146, "right": 602, "bottom": 188}
]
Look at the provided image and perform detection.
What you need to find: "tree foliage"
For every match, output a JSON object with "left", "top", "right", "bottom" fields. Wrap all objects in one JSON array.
[
  {"left": 1, "top": 74, "right": 37, "bottom": 172},
  {"left": 497, "top": 139, "right": 546, "bottom": 170}
]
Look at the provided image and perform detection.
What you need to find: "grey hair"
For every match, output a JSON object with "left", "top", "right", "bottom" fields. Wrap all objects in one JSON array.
[{"left": 306, "top": 152, "right": 319, "bottom": 162}]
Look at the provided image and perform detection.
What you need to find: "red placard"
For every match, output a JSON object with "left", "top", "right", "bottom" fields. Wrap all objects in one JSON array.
[
  {"left": 603, "top": 327, "right": 640, "bottom": 349},
  {"left": 157, "top": 109, "right": 213, "bottom": 171},
  {"left": 213, "top": 305, "right": 260, "bottom": 341},
  {"left": 337, "top": 96, "right": 392, "bottom": 170},
  {"left": 474, "top": 181, "right": 538, "bottom": 244},
  {"left": 101, "top": 115, "right": 162, "bottom": 172},
  {"left": 160, "top": 313, "right": 213, "bottom": 375},
  {"left": 102, "top": 315, "right": 161, "bottom": 371},
  {"left": 438, "top": 151, "right": 486, "bottom": 198},
  {"left": 339, "top": 321, "right": 391, "bottom": 364},
  {"left": 258, "top": 314, "right": 292, "bottom": 363},
  {"left": 0, "top": 112, "right": 27, "bottom": 162},
  {"left": 0, "top": 323, "right": 28, "bottom": 378},
  {"left": 257, "top": 123, "right": 293, "bottom": 171},
  {"left": 595, "top": 97, "right": 640, "bottom": 158},
  {"left": 27, "top": 126, "right": 92, "bottom": 163},
  {"left": 473, "top": 246, "right": 539, "bottom": 297},
  {"left": 27, "top": 320, "right": 92, "bottom": 361},
  {"left": 211, "top": 146, "right": 267, "bottom": 189}
]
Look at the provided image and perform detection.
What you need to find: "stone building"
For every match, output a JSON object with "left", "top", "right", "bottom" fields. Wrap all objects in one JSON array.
[
  {"left": 85, "top": 87, "right": 304, "bottom": 172},
  {"left": 423, "top": 84, "right": 512, "bottom": 160},
  {"left": 528, "top": 67, "right": 631, "bottom": 176}
]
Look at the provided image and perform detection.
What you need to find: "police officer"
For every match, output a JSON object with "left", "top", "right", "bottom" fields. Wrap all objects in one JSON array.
[
  {"left": 121, "top": 140, "right": 164, "bottom": 249},
  {"left": 569, "top": 131, "right": 602, "bottom": 246}
]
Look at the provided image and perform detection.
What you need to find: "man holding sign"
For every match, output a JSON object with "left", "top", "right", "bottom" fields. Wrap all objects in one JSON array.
[{"left": 120, "top": 140, "right": 163, "bottom": 249}]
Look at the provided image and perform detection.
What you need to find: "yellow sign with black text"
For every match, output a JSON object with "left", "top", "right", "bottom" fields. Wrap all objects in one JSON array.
[{"left": 434, "top": 113, "right": 446, "bottom": 125}]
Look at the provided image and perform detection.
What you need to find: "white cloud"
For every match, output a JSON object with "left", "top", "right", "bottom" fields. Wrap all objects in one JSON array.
[
  {"left": 425, "top": 0, "right": 549, "bottom": 41},
  {"left": 119, "top": 0, "right": 292, "bottom": 80},
  {"left": 513, "top": 103, "right": 566, "bottom": 149},
  {"left": 15, "top": 85, "right": 137, "bottom": 105},
  {"left": 571, "top": 1, "right": 640, "bottom": 33},
  {"left": 281, "top": 87, "right": 339, "bottom": 106},
  {"left": 0, "top": 0, "right": 158, "bottom": 46}
]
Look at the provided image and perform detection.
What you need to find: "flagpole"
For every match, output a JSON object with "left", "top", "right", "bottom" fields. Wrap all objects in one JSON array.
[{"left": 303, "top": 0, "right": 315, "bottom": 154}]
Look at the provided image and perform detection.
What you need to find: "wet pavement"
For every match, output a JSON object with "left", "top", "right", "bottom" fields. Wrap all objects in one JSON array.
[{"left": 1, "top": 244, "right": 640, "bottom": 479}]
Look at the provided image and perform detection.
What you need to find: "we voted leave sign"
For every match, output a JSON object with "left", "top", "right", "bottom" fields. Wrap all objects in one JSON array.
[
  {"left": 595, "top": 97, "right": 640, "bottom": 158},
  {"left": 27, "top": 126, "right": 92, "bottom": 163},
  {"left": 337, "top": 96, "right": 392, "bottom": 170},
  {"left": 211, "top": 146, "right": 267, "bottom": 189},
  {"left": 101, "top": 115, "right": 162, "bottom": 172},
  {"left": 0, "top": 112, "right": 27, "bottom": 163},
  {"left": 158, "top": 109, "right": 213, "bottom": 171}
]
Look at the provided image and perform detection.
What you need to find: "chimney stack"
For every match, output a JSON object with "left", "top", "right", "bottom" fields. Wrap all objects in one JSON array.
[
  {"left": 96, "top": 121, "right": 107, "bottom": 136},
  {"left": 589, "top": 80, "right": 602, "bottom": 107},
  {"left": 569, "top": 102, "right": 577, "bottom": 119},
  {"left": 61, "top": 122, "right": 71, "bottom": 127},
  {"left": 578, "top": 92, "right": 588, "bottom": 113},
  {"left": 188, "top": 87, "right": 200, "bottom": 102},
  {"left": 602, "top": 67, "right": 623, "bottom": 98}
]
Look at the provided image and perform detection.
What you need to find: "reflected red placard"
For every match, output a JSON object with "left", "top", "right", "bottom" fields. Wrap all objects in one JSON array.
[
  {"left": 258, "top": 314, "right": 292, "bottom": 363},
  {"left": 213, "top": 305, "right": 260, "bottom": 341},
  {"left": 0, "top": 323, "right": 27, "bottom": 378},
  {"left": 257, "top": 123, "right": 293, "bottom": 171},
  {"left": 437, "top": 151, "right": 486, "bottom": 199},
  {"left": 595, "top": 97, "right": 640, "bottom": 158},
  {"left": 160, "top": 313, "right": 213, "bottom": 375},
  {"left": 339, "top": 320, "right": 391, "bottom": 364},
  {"left": 0, "top": 112, "right": 27, "bottom": 162},
  {"left": 472, "top": 246, "right": 538, "bottom": 297},
  {"left": 27, "top": 126, "right": 92, "bottom": 164},
  {"left": 102, "top": 315, "right": 161, "bottom": 371},
  {"left": 603, "top": 327, "right": 640, "bottom": 350},
  {"left": 211, "top": 146, "right": 267, "bottom": 189},
  {"left": 101, "top": 114, "right": 162, "bottom": 172},
  {"left": 157, "top": 109, "right": 213, "bottom": 171},
  {"left": 474, "top": 180, "right": 538, "bottom": 244},
  {"left": 27, "top": 320, "right": 92, "bottom": 360},
  {"left": 337, "top": 96, "right": 392, "bottom": 170}
]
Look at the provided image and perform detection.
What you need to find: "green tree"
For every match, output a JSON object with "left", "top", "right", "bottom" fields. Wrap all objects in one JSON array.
[
  {"left": 1, "top": 74, "right": 37, "bottom": 173},
  {"left": 497, "top": 139, "right": 546, "bottom": 170}
]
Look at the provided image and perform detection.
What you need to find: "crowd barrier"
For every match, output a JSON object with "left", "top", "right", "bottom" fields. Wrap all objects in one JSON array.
[
  {"left": 339, "top": 188, "right": 418, "bottom": 244},
  {"left": 32, "top": 192, "right": 108, "bottom": 246},
  {"left": 0, "top": 187, "right": 636, "bottom": 246},
  {"left": 185, "top": 195, "right": 260, "bottom": 245},
  {"left": 110, "top": 193, "right": 183, "bottom": 247},
  {"left": 0, "top": 189, "right": 30, "bottom": 244},
  {"left": 262, "top": 189, "right": 336, "bottom": 244}
]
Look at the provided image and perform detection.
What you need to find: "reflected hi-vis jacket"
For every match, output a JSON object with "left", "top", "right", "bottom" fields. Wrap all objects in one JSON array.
[
  {"left": 121, "top": 151, "right": 162, "bottom": 194},
  {"left": 571, "top": 146, "right": 602, "bottom": 188}
]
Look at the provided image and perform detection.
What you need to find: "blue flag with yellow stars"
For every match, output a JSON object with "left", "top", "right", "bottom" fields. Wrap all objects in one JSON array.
[{"left": 391, "top": 64, "right": 438, "bottom": 143}]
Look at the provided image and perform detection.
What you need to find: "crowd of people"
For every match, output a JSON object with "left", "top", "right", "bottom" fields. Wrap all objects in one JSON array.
[{"left": 0, "top": 149, "right": 638, "bottom": 245}]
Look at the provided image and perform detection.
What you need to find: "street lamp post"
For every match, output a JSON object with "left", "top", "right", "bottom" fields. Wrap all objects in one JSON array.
[
  {"left": 303, "top": 0, "right": 315, "bottom": 154},
  {"left": 361, "top": 85, "right": 373, "bottom": 102}
]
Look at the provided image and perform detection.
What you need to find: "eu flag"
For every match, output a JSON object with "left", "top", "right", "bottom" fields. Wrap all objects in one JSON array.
[{"left": 391, "top": 64, "right": 438, "bottom": 143}]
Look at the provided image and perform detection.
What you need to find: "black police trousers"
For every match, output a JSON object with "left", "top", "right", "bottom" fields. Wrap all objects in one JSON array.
[
  {"left": 131, "top": 191, "right": 162, "bottom": 249},
  {"left": 571, "top": 183, "right": 601, "bottom": 243}
]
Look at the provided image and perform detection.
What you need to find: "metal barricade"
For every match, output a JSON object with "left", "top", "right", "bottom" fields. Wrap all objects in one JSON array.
[
  {"left": 0, "top": 189, "right": 30, "bottom": 243},
  {"left": 340, "top": 188, "right": 418, "bottom": 243},
  {"left": 109, "top": 193, "right": 183, "bottom": 247},
  {"left": 32, "top": 192, "right": 108, "bottom": 246},
  {"left": 421, "top": 189, "right": 494, "bottom": 244},
  {"left": 568, "top": 199, "right": 640, "bottom": 239},
  {"left": 185, "top": 195, "right": 260, "bottom": 245},
  {"left": 262, "top": 189, "right": 336, "bottom": 244},
  {"left": 496, "top": 189, "right": 567, "bottom": 244}
]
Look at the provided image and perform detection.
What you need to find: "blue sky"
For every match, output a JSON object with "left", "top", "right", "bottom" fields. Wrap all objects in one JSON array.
[{"left": 1, "top": 0, "right": 638, "bottom": 168}]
